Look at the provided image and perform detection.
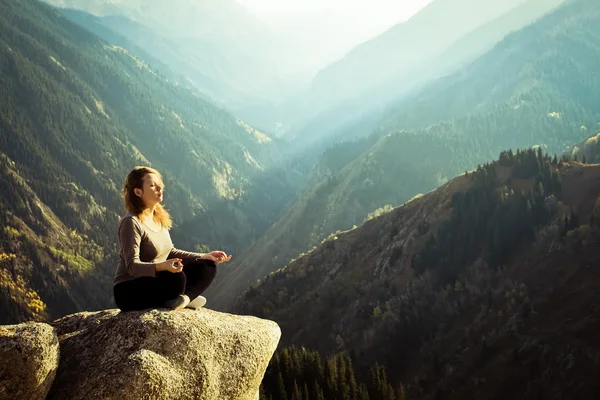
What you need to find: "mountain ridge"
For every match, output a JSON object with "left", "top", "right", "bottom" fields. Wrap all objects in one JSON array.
[
  {"left": 209, "top": 0, "right": 599, "bottom": 311},
  {"left": 42, "top": 0, "right": 305, "bottom": 131},
  {"left": 237, "top": 150, "right": 600, "bottom": 398},
  {"left": 286, "top": 0, "right": 567, "bottom": 148},
  {"left": 0, "top": 0, "right": 296, "bottom": 324}
]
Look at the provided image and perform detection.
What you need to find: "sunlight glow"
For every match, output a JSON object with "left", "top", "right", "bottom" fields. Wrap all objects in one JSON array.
[
  {"left": 238, "top": 0, "right": 433, "bottom": 68},
  {"left": 238, "top": 0, "right": 432, "bottom": 25}
]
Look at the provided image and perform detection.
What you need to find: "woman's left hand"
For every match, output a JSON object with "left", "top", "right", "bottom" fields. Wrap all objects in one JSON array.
[{"left": 203, "top": 251, "right": 232, "bottom": 264}]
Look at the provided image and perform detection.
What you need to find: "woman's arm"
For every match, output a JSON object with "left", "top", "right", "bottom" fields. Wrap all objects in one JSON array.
[
  {"left": 168, "top": 247, "right": 207, "bottom": 264},
  {"left": 119, "top": 216, "right": 157, "bottom": 277}
]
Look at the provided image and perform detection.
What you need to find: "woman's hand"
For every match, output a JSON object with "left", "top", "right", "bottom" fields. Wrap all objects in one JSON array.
[
  {"left": 156, "top": 258, "right": 184, "bottom": 273},
  {"left": 202, "top": 251, "right": 232, "bottom": 264}
]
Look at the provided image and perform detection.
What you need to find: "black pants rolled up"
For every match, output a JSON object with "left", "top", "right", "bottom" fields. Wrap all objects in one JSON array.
[{"left": 114, "top": 259, "right": 216, "bottom": 312}]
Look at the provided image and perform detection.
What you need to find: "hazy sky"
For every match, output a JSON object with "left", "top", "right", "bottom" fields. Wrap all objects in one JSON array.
[
  {"left": 238, "top": 0, "right": 432, "bottom": 24},
  {"left": 238, "top": 0, "right": 433, "bottom": 70}
]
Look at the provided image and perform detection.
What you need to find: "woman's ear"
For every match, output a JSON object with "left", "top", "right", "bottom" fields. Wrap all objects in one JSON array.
[{"left": 134, "top": 188, "right": 142, "bottom": 198}]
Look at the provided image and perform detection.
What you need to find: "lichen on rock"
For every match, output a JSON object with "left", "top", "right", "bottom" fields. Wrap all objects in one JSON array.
[
  {"left": 0, "top": 322, "right": 59, "bottom": 400},
  {"left": 47, "top": 308, "right": 281, "bottom": 400}
]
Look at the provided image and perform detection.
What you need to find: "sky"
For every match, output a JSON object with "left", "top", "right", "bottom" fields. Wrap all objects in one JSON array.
[
  {"left": 238, "top": 0, "right": 433, "bottom": 70},
  {"left": 238, "top": 0, "right": 432, "bottom": 25}
]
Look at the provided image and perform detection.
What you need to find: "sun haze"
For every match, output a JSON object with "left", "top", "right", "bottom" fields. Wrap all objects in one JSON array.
[{"left": 238, "top": 0, "right": 433, "bottom": 69}]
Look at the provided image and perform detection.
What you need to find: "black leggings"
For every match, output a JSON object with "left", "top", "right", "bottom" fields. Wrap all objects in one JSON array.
[{"left": 114, "top": 259, "right": 217, "bottom": 312}]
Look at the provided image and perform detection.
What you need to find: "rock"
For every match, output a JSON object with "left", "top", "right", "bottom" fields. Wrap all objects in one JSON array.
[
  {"left": 0, "top": 322, "right": 59, "bottom": 400},
  {"left": 48, "top": 308, "right": 281, "bottom": 400}
]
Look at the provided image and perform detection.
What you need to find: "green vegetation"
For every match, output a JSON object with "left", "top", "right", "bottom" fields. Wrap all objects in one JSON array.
[
  {"left": 413, "top": 148, "right": 564, "bottom": 283},
  {"left": 2, "top": 0, "right": 600, "bottom": 397},
  {"left": 260, "top": 346, "right": 405, "bottom": 400},
  {"left": 0, "top": 0, "right": 297, "bottom": 323},
  {"left": 217, "top": 0, "right": 600, "bottom": 311},
  {"left": 248, "top": 147, "right": 600, "bottom": 398}
]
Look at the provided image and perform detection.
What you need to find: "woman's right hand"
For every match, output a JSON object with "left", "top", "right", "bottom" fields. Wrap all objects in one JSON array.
[{"left": 156, "top": 258, "right": 183, "bottom": 273}]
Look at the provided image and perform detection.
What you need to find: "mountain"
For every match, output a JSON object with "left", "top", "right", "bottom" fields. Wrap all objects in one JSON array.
[
  {"left": 56, "top": 9, "right": 244, "bottom": 114},
  {"left": 287, "top": 0, "right": 566, "bottom": 148},
  {"left": 209, "top": 0, "right": 600, "bottom": 311},
  {"left": 422, "top": 0, "right": 568, "bottom": 84},
  {"left": 310, "top": 0, "right": 526, "bottom": 107},
  {"left": 0, "top": 0, "right": 300, "bottom": 324},
  {"left": 57, "top": 9, "right": 179, "bottom": 82},
  {"left": 43, "top": 0, "right": 306, "bottom": 131},
  {"left": 379, "top": 0, "right": 599, "bottom": 131},
  {"left": 42, "top": 0, "right": 125, "bottom": 15},
  {"left": 240, "top": 149, "right": 600, "bottom": 399}
]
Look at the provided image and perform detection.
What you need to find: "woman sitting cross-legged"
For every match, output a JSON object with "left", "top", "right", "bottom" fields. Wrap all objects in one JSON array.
[{"left": 113, "top": 166, "right": 232, "bottom": 312}]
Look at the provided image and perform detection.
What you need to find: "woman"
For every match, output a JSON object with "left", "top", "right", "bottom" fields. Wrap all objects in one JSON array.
[{"left": 113, "top": 166, "right": 232, "bottom": 311}]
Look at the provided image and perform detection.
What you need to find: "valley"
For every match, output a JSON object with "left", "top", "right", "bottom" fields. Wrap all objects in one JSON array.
[
  {"left": 0, "top": 0, "right": 299, "bottom": 323},
  {"left": 208, "top": 0, "right": 600, "bottom": 311},
  {"left": 1, "top": 0, "right": 600, "bottom": 398}
]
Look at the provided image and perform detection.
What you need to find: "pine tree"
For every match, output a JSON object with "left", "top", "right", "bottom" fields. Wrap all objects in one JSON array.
[
  {"left": 359, "top": 384, "right": 370, "bottom": 400},
  {"left": 313, "top": 381, "right": 326, "bottom": 400},
  {"left": 534, "top": 181, "right": 544, "bottom": 200},
  {"left": 370, "top": 363, "right": 394, "bottom": 400},
  {"left": 397, "top": 384, "right": 406, "bottom": 400},
  {"left": 325, "top": 358, "right": 338, "bottom": 398},
  {"left": 337, "top": 355, "right": 350, "bottom": 399},
  {"left": 275, "top": 372, "right": 287, "bottom": 400},
  {"left": 281, "top": 349, "right": 294, "bottom": 390},
  {"left": 302, "top": 383, "right": 310, "bottom": 400},
  {"left": 291, "top": 381, "right": 302, "bottom": 400},
  {"left": 346, "top": 356, "right": 359, "bottom": 400}
]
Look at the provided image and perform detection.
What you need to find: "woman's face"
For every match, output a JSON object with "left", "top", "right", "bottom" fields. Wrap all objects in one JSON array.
[{"left": 135, "top": 173, "right": 164, "bottom": 208}]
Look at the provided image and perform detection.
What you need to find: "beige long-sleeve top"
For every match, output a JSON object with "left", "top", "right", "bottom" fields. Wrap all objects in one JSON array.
[{"left": 113, "top": 212, "right": 206, "bottom": 285}]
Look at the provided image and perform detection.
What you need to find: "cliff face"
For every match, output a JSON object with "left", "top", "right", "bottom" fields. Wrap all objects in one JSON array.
[{"left": 0, "top": 308, "right": 280, "bottom": 400}]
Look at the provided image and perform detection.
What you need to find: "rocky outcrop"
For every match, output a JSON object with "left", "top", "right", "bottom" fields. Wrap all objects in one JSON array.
[
  {"left": 47, "top": 308, "right": 281, "bottom": 400},
  {"left": 0, "top": 322, "right": 59, "bottom": 400}
]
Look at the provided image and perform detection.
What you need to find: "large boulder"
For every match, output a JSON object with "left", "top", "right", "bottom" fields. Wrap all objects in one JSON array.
[
  {"left": 48, "top": 308, "right": 281, "bottom": 400},
  {"left": 0, "top": 322, "right": 59, "bottom": 400}
]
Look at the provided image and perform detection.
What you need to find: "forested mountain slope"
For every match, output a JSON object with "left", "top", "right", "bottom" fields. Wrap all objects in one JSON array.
[
  {"left": 56, "top": 10, "right": 182, "bottom": 87},
  {"left": 43, "top": 0, "right": 304, "bottom": 130},
  {"left": 209, "top": 0, "right": 600, "bottom": 311},
  {"left": 381, "top": 0, "right": 600, "bottom": 132},
  {"left": 287, "top": 0, "right": 565, "bottom": 148},
  {"left": 0, "top": 0, "right": 295, "bottom": 324},
  {"left": 307, "top": 0, "right": 527, "bottom": 115},
  {"left": 241, "top": 150, "right": 600, "bottom": 399}
]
